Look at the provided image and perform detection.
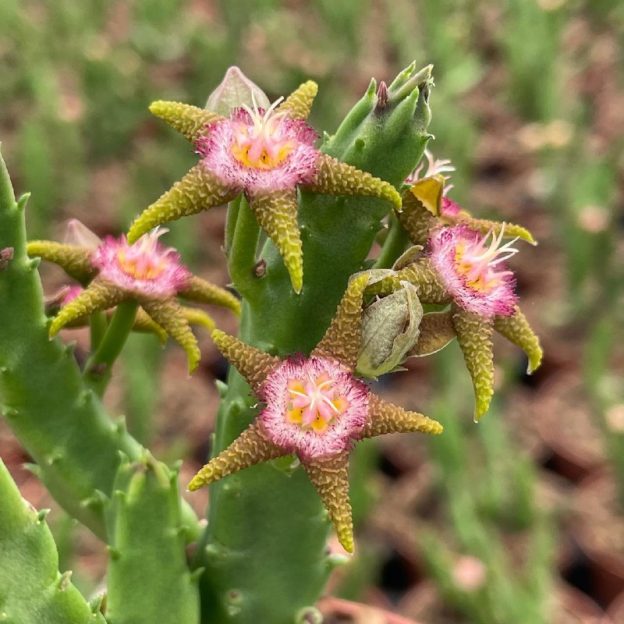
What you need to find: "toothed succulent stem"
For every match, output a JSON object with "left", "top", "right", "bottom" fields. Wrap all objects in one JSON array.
[
  {"left": 0, "top": 458, "right": 107, "bottom": 624},
  {"left": 196, "top": 64, "right": 433, "bottom": 623},
  {"left": 105, "top": 453, "right": 200, "bottom": 624}
]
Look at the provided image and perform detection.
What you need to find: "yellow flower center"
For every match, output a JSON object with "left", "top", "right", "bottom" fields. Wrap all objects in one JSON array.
[
  {"left": 230, "top": 97, "right": 295, "bottom": 170},
  {"left": 117, "top": 249, "right": 167, "bottom": 281},
  {"left": 454, "top": 228, "right": 519, "bottom": 293},
  {"left": 286, "top": 374, "right": 349, "bottom": 433}
]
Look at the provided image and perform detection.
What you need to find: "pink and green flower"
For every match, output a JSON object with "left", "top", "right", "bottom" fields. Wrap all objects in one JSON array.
[
  {"left": 127, "top": 81, "right": 402, "bottom": 293},
  {"left": 188, "top": 275, "right": 442, "bottom": 552},
  {"left": 27, "top": 223, "right": 240, "bottom": 371}
]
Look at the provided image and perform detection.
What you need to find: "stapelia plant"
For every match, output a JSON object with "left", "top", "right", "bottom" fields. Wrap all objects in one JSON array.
[{"left": 0, "top": 62, "right": 542, "bottom": 624}]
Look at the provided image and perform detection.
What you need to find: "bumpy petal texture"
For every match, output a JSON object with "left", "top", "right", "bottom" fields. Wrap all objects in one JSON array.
[
  {"left": 494, "top": 306, "right": 543, "bottom": 374},
  {"left": 306, "top": 154, "right": 401, "bottom": 211},
  {"left": 409, "top": 310, "right": 457, "bottom": 357},
  {"left": 259, "top": 356, "right": 369, "bottom": 460},
  {"left": 132, "top": 308, "right": 168, "bottom": 342},
  {"left": 361, "top": 395, "right": 443, "bottom": 437},
  {"left": 304, "top": 453, "right": 354, "bottom": 553},
  {"left": 181, "top": 307, "right": 216, "bottom": 332},
  {"left": 277, "top": 81, "right": 318, "bottom": 120},
  {"left": 141, "top": 299, "right": 201, "bottom": 373},
  {"left": 452, "top": 307, "right": 495, "bottom": 422},
  {"left": 49, "top": 280, "right": 125, "bottom": 336},
  {"left": 196, "top": 108, "right": 318, "bottom": 194},
  {"left": 429, "top": 225, "right": 518, "bottom": 318},
  {"left": 178, "top": 275, "right": 241, "bottom": 315},
  {"left": 313, "top": 274, "right": 369, "bottom": 369},
  {"left": 188, "top": 424, "right": 283, "bottom": 491},
  {"left": 211, "top": 329, "right": 280, "bottom": 393},
  {"left": 367, "top": 260, "right": 448, "bottom": 304},
  {"left": 149, "top": 100, "right": 224, "bottom": 142},
  {"left": 248, "top": 190, "right": 303, "bottom": 293},
  {"left": 127, "top": 164, "right": 239, "bottom": 243},
  {"left": 92, "top": 231, "right": 191, "bottom": 299},
  {"left": 443, "top": 211, "right": 537, "bottom": 246},
  {"left": 26, "top": 241, "right": 96, "bottom": 283}
]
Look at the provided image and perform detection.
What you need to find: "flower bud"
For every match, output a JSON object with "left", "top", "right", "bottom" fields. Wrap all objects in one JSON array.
[
  {"left": 64, "top": 219, "right": 101, "bottom": 250},
  {"left": 205, "top": 66, "right": 270, "bottom": 115},
  {"left": 356, "top": 281, "right": 423, "bottom": 378}
]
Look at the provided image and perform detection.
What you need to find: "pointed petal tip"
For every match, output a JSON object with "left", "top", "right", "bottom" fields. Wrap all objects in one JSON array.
[
  {"left": 187, "top": 474, "right": 207, "bottom": 491},
  {"left": 527, "top": 351, "right": 543, "bottom": 374},
  {"left": 148, "top": 100, "right": 167, "bottom": 115},
  {"left": 473, "top": 404, "right": 489, "bottom": 423},
  {"left": 339, "top": 533, "right": 355, "bottom": 554},
  {"left": 303, "top": 79, "right": 319, "bottom": 95},
  {"left": 286, "top": 259, "right": 304, "bottom": 294}
]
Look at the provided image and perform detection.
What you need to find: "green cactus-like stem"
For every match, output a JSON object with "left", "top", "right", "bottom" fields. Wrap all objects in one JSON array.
[
  {"left": 0, "top": 148, "right": 199, "bottom": 542},
  {"left": 196, "top": 64, "right": 432, "bottom": 623},
  {"left": 0, "top": 458, "right": 107, "bottom": 624},
  {"left": 105, "top": 453, "right": 200, "bottom": 624}
]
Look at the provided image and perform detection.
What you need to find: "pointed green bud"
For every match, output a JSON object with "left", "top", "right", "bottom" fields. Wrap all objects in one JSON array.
[
  {"left": 356, "top": 281, "right": 423, "bottom": 378},
  {"left": 206, "top": 66, "right": 270, "bottom": 115}
]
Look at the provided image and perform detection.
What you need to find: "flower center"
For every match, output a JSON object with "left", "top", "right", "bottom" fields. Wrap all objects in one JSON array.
[
  {"left": 230, "top": 98, "right": 295, "bottom": 170},
  {"left": 116, "top": 231, "right": 168, "bottom": 281},
  {"left": 454, "top": 227, "right": 518, "bottom": 293},
  {"left": 285, "top": 372, "right": 350, "bottom": 433}
]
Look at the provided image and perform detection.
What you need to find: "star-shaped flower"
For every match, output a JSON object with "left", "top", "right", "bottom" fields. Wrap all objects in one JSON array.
[
  {"left": 399, "top": 154, "right": 536, "bottom": 247},
  {"left": 369, "top": 225, "right": 542, "bottom": 421},
  {"left": 126, "top": 81, "right": 402, "bottom": 293},
  {"left": 28, "top": 223, "right": 240, "bottom": 371},
  {"left": 188, "top": 275, "right": 442, "bottom": 552}
]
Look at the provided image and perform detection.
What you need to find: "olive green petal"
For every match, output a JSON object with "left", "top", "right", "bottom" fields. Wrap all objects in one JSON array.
[
  {"left": 27, "top": 241, "right": 95, "bottom": 284},
  {"left": 55, "top": 305, "right": 167, "bottom": 342},
  {"left": 312, "top": 273, "right": 369, "bottom": 369},
  {"left": 444, "top": 215, "right": 537, "bottom": 246},
  {"left": 278, "top": 81, "right": 318, "bottom": 120},
  {"left": 149, "top": 100, "right": 224, "bottom": 142},
  {"left": 179, "top": 275, "right": 240, "bottom": 315},
  {"left": 49, "top": 280, "right": 125, "bottom": 337},
  {"left": 409, "top": 310, "right": 456, "bottom": 357},
  {"left": 248, "top": 190, "right": 303, "bottom": 294},
  {"left": 494, "top": 306, "right": 543, "bottom": 374},
  {"left": 141, "top": 299, "right": 201, "bottom": 373},
  {"left": 452, "top": 307, "right": 495, "bottom": 422},
  {"left": 181, "top": 307, "right": 216, "bottom": 332},
  {"left": 133, "top": 308, "right": 168, "bottom": 342},
  {"left": 188, "top": 424, "right": 283, "bottom": 491},
  {"left": 304, "top": 453, "right": 354, "bottom": 553},
  {"left": 127, "top": 164, "right": 239, "bottom": 244},
  {"left": 367, "top": 260, "right": 449, "bottom": 304},
  {"left": 396, "top": 187, "right": 438, "bottom": 246},
  {"left": 211, "top": 329, "right": 280, "bottom": 393},
  {"left": 306, "top": 154, "right": 401, "bottom": 211},
  {"left": 362, "top": 394, "right": 443, "bottom": 437}
]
